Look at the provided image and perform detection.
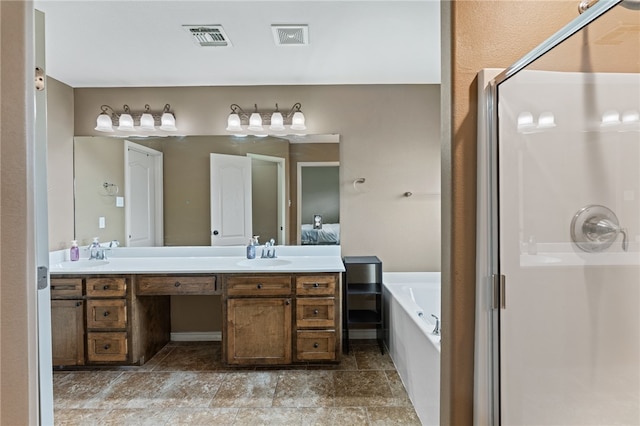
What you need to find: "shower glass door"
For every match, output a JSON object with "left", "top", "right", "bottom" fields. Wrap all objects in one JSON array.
[{"left": 493, "top": 1, "right": 640, "bottom": 424}]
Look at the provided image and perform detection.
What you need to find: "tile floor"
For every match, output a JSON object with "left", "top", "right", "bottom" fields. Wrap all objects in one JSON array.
[{"left": 53, "top": 340, "right": 422, "bottom": 425}]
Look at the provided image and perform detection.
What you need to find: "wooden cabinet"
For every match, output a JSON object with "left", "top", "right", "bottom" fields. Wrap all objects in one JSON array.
[
  {"left": 51, "top": 276, "right": 132, "bottom": 367},
  {"left": 85, "top": 277, "right": 130, "bottom": 363},
  {"left": 136, "top": 275, "right": 217, "bottom": 295},
  {"left": 226, "top": 297, "right": 292, "bottom": 365},
  {"left": 223, "top": 273, "right": 340, "bottom": 366},
  {"left": 51, "top": 298, "right": 85, "bottom": 366},
  {"left": 51, "top": 278, "right": 85, "bottom": 366},
  {"left": 51, "top": 270, "right": 341, "bottom": 368},
  {"left": 294, "top": 274, "right": 339, "bottom": 362},
  {"left": 223, "top": 274, "right": 292, "bottom": 365}
]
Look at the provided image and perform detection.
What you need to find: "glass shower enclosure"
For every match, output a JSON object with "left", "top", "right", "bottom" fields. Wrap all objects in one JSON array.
[{"left": 479, "top": 1, "right": 640, "bottom": 424}]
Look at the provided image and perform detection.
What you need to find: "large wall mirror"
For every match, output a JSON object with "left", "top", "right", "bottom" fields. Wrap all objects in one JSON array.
[{"left": 73, "top": 135, "right": 339, "bottom": 247}]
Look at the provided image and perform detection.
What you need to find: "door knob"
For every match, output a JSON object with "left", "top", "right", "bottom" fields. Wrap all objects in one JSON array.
[{"left": 213, "top": 230, "right": 219, "bottom": 235}]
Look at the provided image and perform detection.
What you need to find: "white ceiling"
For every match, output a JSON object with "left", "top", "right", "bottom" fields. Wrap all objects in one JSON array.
[{"left": 34, "top": 0, "right": 441, "bottom": 88}]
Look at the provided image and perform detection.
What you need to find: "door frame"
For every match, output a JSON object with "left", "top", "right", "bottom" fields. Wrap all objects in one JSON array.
[
  {"left": 247, "top": 153, "right": 286, "bottom": 245},
  {"left": 124, "top": 141, "right": 164, "bottom": 247},
  {"left": 296, "top": 161, "right": 339, "bottom": 245}
]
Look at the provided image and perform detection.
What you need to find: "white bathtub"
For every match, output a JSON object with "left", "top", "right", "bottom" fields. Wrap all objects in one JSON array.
[{"left": 383, "top": 272, "right": 441, "bottom": 426}]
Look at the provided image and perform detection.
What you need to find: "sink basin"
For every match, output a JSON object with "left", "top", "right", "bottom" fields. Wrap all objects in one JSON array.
[
  {"left": 237, "top": 258, "right": 292, "bottom": 268},
  {"left": 57, "top": 260, "right": 110, "bottom": 269}
]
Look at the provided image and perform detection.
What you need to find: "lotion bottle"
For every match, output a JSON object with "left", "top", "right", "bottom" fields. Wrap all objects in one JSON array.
[
  {"left": 70, "top": 240, "right": 80, "bottom": 261},
  {"left": 246, "top": 238, "right": 256, "bottom": 259}
]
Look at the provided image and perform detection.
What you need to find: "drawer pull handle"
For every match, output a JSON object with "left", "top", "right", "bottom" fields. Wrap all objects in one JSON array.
[
  {"left": 285, "top": 300, "right": 290, "bottom": 305},
  {"left": 257, "top": 284, "right": 262, "bottom": 289},
  {"left": 103, "top": 344, "right": 111, "bottom": 350},
  {"left": 174, "top": 281, "right": 181, "bottom": 287},
  {"left": 103, "top": 285, "right": 110, "bottom": 290},
  {"left": 103, "top": 311, "right": 110, "bottom": 317},
  {"left": 313, "top": 343, "right": 319, "bottom": 348},
  {"left": 313, "top": 283, "right": 319, "bottom": 288},
  {"left": 313, "top": 309, "right": 319, "bottom": 315},
  {"left": 76, "top": 301, "right": 82, "bottom": 307}
]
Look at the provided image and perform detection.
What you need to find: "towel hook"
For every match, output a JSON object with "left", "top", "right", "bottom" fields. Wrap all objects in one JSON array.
[{"left": 352, "top": 178, "right": 366, "bottom": 190}]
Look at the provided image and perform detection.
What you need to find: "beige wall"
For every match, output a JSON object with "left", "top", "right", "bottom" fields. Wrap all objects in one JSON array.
[
  {"left": 441, "top": 1, "right": 579, "bottom": 424},
  {"left": 74, "top": 137, "right": 126, "bottom": 245},
  {"left": 46, "top": 78, "right": 74, "bottom": 250}
]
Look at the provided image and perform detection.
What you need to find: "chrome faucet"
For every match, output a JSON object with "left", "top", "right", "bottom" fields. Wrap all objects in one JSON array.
[
  {"left": 261, "top": 239, "right": 277, "bottom": 258},
  {"left": 88, "top": 240, "right": 110, "bottom": 260},
  {"left": 109, "top": 240, "right": 120, "bottom": 248},
  {"left": 431, "top": 314, "right": 440, "bottom": 336}
]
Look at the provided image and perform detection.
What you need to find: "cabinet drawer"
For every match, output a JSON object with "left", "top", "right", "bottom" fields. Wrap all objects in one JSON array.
[
  {"left": 296, "top": 298, "right": 335, "bottom": 328},
  {"left": 226, "top": 275, "right": 292, "bottom": 296},
  {"left": 296, "top": 275, "right": 337, "bottom": 296},
  {"left": 86, "top": 299, "right": 127, "bottom": 329},
  {"left": 51, "top": 278, "right": 83, "bottom": 298},
  {"left": 87, "top": 332, "right": 128, "bottom": 362},
  {"left": 296, "top": 331, "right": 336, "bottom": 361},
  {"left": 86, "top": 277, "right": 127, "bottom": 297},
  {"left": 137, "top": 275, "right": 217, "bottom": 295}
]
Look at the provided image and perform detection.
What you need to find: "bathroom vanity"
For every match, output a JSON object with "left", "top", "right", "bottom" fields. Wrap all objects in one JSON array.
[{"left": 49, "top": 246, "right": 344, "bottom": 368}]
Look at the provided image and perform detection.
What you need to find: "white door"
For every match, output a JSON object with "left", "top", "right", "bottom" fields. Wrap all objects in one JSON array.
[
  {"left": 125, "top": 141, "right": 163, "bottom": 247},
  {"left": 210, "top": 153, "right": 252, "bottom": 246}
]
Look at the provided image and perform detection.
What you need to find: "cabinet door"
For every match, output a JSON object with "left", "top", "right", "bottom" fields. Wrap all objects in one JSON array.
[
  {"left": 51, "top": 300, "right": 85, "bottom": 366},
  {"left": 226, "top": 298, "right": 291, "bottom": 365}
]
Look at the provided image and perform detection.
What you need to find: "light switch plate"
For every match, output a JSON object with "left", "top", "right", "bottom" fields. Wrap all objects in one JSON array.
[
  {"left": 116, "top": 196, "right": 124, "bottom": 207},
  {"left": 99, "top": 216, "right": 106, "bottom": 229}
]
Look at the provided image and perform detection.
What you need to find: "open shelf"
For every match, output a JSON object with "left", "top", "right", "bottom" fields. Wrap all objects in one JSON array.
[{"left": 342, "top": 256, "right": 384, "bottom": 355}]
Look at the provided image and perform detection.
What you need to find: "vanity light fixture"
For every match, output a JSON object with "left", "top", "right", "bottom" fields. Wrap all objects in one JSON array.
[
  {"left": 226, "top": 102, "right": 306, "bottom": 136},
  {"left": 95, "top": 103, "right": 177, "bottom": 133},
  {"left": 139, "top": 105, "right": 156, "bottom": 131},
  {"left": 117, "top": 105, "right": 135, "bottom": 131}
]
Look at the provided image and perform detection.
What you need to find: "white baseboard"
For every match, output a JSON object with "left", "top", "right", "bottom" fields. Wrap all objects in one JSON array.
[{"left": 170, "top": 332, "right": 221, "bottom": 342}]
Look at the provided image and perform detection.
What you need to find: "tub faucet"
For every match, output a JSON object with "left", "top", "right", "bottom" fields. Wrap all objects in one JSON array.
[{"left": 431, "top": 314, "right": 440, "bottom": 336}]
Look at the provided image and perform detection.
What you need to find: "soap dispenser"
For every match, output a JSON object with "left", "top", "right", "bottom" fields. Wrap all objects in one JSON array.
[
  {"left": 246, "top": 238, "right": 256, "bottom": 259},
  {"left": 70, "top": 240, "right": 80, "bottom": 261}
]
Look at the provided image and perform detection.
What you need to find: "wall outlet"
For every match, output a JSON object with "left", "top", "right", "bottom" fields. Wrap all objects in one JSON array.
[
  {"left": 116, "top": 196, "right": 124, "bottom": 207},
  {"left": 99, "top": 216, "right": 106, "bottom": 229}
]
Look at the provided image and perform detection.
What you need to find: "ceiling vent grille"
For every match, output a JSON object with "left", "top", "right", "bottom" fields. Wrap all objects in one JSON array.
[
  {"left": 271, "top": 25, "right": 309, "bottom": 46},
  {"left": 183, "top": 25, "right": 231, "bottom": 47}
]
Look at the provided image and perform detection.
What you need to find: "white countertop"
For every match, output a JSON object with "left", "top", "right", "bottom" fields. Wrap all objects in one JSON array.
[{"left": 49, "top": 245, "right": 345, "bottom": 274}]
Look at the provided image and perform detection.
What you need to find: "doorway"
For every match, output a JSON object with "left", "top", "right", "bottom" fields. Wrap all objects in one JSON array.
[{"left": 296, "top": 162, "right": 340, "bottom": 245}]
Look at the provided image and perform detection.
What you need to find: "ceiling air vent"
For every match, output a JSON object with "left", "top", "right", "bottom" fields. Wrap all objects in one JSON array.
[
  {"left": 271, "top": 25, "right": 309, "bottom": 46},
  {"left": 183, "top": 25, "right": 231, "bottom": 47}
]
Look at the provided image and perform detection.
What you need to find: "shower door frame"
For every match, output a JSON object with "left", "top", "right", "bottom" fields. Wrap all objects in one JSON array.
[{"left": 484, "top": 1, "right": 624, "bottom": 424}]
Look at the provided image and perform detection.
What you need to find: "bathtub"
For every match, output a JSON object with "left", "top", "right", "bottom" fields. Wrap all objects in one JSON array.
[{"left": 383, "top": 272, "right": 441, "bottom": 426}]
